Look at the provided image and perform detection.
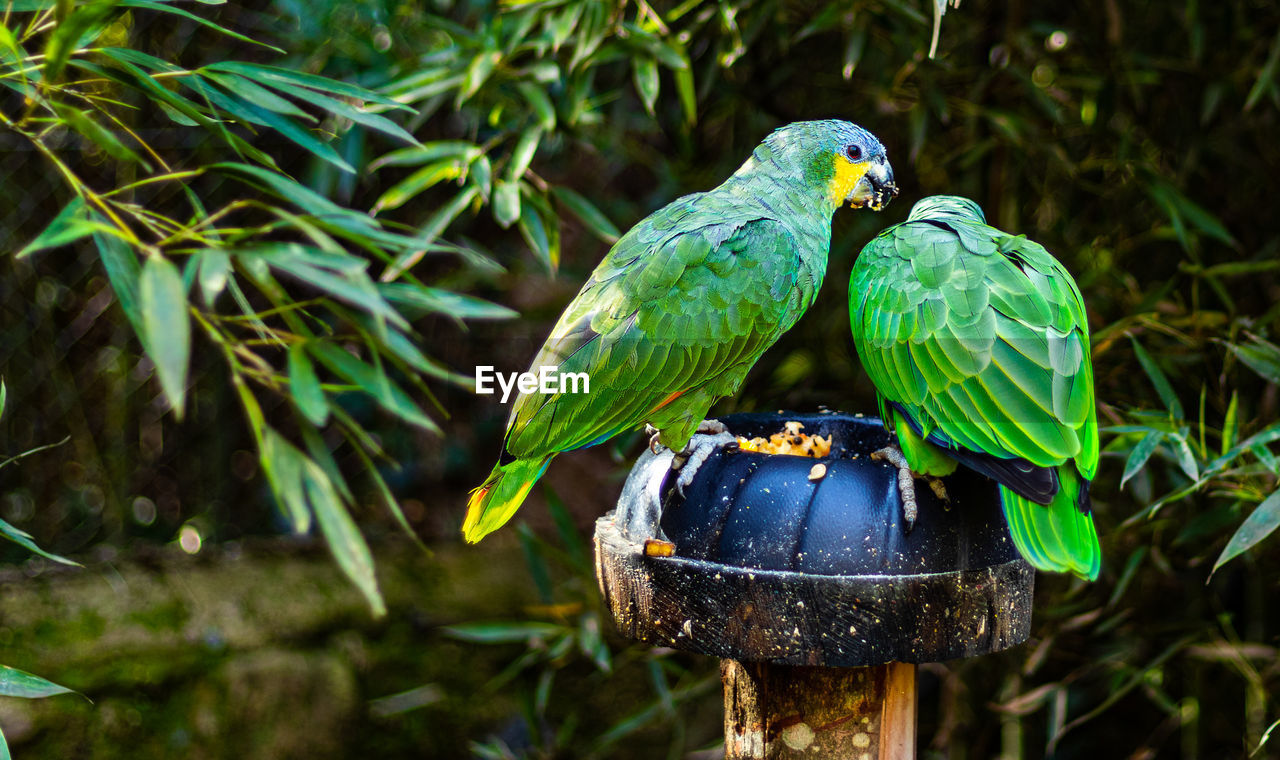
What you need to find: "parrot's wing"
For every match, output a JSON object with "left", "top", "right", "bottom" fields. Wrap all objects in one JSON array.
[
  {"left": 850, "top": 218, "right": 1099, "bottom": 479},
  {"left": 504, "top": 215, "right": 805, "bottom": 458}
]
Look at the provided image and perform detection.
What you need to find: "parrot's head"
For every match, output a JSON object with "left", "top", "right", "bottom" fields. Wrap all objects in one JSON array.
[
  {"left": 743, "top": 120, "right": 897, "bottom": 213},
  {"left": 907, "top": 195, "right": 987, "bottom": 223}
]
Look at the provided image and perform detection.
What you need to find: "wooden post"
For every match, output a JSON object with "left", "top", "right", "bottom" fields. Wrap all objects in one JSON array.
[{"left": 723, "top": 660, "right": 916, "bottom": 759}]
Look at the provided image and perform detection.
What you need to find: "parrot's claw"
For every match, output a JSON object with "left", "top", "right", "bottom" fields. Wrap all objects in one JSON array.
[
  {"left": 671, "top": 426, "right": 737, "bottom": 497},
  {"left": 694, "top": 418, "right": 728, "bottom": 436},
  {"left": 926, "top": 476, "right": 950, "bottom": 507},
  {"left": 872, "top": 445, "right": 918, "bottom": 530},
  {"left": 645, "top": 424, "right": 664, "bottom": 454}
]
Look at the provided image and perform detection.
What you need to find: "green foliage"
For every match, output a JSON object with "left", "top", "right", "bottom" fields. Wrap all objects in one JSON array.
[
  {"left": 1108, "top": 336, "right": 1280, "bottom": 577},
  {"left": 0, "top": 664, "right": 77, "bottom": 758},
  {"left": 445, "top": 491, "right": 718, "bottom": 759},
  {"left": 2, "top": 0, "right": 513, "bottom": 610}
]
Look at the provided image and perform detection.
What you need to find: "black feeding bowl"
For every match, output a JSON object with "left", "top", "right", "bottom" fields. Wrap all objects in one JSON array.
[{"left": 594, "top": 411, "right": 1034, "bottom": 667}]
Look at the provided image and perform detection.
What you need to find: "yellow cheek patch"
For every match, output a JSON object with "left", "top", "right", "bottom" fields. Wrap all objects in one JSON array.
[{"left": 828, "top": 156, "right": 870, "bottom": 206}]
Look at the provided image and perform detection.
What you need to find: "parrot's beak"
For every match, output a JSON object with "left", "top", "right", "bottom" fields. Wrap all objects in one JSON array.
[{"left": 847, "top": 159, "right": 898, "bottom": 211}]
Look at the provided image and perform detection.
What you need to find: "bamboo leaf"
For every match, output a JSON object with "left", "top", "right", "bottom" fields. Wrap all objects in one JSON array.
[
  {"left": 442, "top": 622, "right": 562, "bottom": 643},
  {"left": 193, "top": 79, "right": 354, "bottom": 173},
  {"left": 1212, "top": 421, "right": 1280, "bottom": 471},
  {"left": 470, "top": 154, "right": 492, "bottom": 199},
  {"left": 516, "top": 80, "right": 556, "bottom": 130},
  {"left": 260, "top": 427, "right": 311, "bottom": 534},
  {"left": 1213, "top": 489, "right": 1280, "bottom": 574},
  {"left": 1170, "top": 434, "right": 1200, "bottom": 481},
  {"left": 205, "top": 61, "right": 408, "bottom": 109},
  {"left": 94, "top": 232, "right": 145, "bottom": 337},
  {"left": 308, "top": 342, "right": 440, "bottom": 433},
  {"left": 381, "top": 185, "right": 481, "bottom": 281},
  {"left": 17, "top": 198, "right": 118, "bottom": 258},
  {"left": 460, "top": 49, "right": 502, "bottom": 103},
  {"left": 551, "top": 185, "right": 619, "bottom": 243},
  {"left": 1121, "top": 430, "right": 1164, "bottom": 489},
  {"left": 379, "top": 283, "right": 517, "bottom": 321},
  {"left": 139, "top": 256, "right": 192, "bottom": 418},
  {"left": 53, "top": 103, "right": 148, "bottom": 167},
  {"left": 0, "top": 665, "right": 75, "bottom": 699},
  {"left": 213, "top": 164, "right": 417, "bottom": 249},
  {"left": 349, "top": 442, "right": 426, "bottom": 550},
  {"left": 370, "top": 141, "right": 481, "bottom": 171},
  {"left": 517, "top": 194, "right": 553, "bottom": 271},
  {"left": 674, "top": 65, "right": 696, "bottom": 125},
  {"left": 1224, "top": 336, "right": 1280, "bottom": 384},
  {"left": 45, "top": 0, "right": 120, "bottom": 84},
  {"left": 0, "top": 516, "right": 80, "bottom": 566},
  {"left": 1245, "top": 27, "right": 1280, "bottom": 112},
  {"left": 632, "top": 56, "right": 659, "bottom": 115},
  {"left": 260, "top": 246, "right": 406, "bottom": 331},
  {"left": 1222, "top": 391, "right": 1239, "bottom": 456},
  {"left": 302, "top": 460, "right": 386, "bottom": 616},
  {"left": 505, "top": 126, "right": 542, "bottom": 181},
  {"left": 1252, "top": 443, "right": 1278, "bottom": 474},
  {"left": 373, "top": 161, "right": 464, "bottom": 214},
  {"left": 288, "top": 343, "right": 329, "bottom": 426},
  {"left": 493, "top": 179, "right": 521, "bottom": 228},
  {"left": 202, "top": 71, "right": 314, "bottom": 120},
  {"left": 253, "top": 79, "right": 419, "bottom": 145},
  {"left": 197, "top": 249, "right": 231, "bottom": 306},
  {"left": 1130, "top": 337, "right": 1183, "bottom": 419}
]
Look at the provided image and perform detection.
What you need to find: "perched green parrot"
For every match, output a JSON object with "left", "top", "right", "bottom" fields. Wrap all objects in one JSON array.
[
  {"left": 465, "top": 120, "right": 898, "bottom": 542},
  {"left": 848, "top": 195, "right": 1101, "bottom": 580}
]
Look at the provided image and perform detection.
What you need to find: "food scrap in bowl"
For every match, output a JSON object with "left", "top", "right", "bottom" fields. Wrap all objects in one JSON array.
[{"left": 735, "top": 421, "right": 832, "bottom": 458}]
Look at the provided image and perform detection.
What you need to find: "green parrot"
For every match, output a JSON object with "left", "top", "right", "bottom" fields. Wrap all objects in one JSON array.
[
  {"left": 465, "top": 120, "right": 898, "bottom": 542},
  {"left": 848, "top": 195, "right": 1101, "bottom": 580}
]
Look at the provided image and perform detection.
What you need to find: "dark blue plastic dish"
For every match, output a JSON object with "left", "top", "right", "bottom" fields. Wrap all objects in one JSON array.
[{"left": 658, "top": 411, "right": 1016, "bottom": 576}]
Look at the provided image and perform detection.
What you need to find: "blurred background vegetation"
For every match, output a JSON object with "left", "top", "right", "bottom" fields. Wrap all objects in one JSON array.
[{"left": 1, "top": 0, "right": 1279, "bottom": 757}]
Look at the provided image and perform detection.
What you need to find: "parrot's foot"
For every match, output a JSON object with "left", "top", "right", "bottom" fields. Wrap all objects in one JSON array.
[
  {"left": 670, "top": 425, "right": 737, "bottom": 496},
  {"left": 872, "top": 445, "right": 918, "bottom": 529},
  {"left": 645, "top": 424, "right": 663, "bottom": 454},
  {"left": 646, "top": 419, "right": 727, "bottom": 457},
  {"left": 926, "top": 476, "right": 950, "bottom": 506},
  {"left": 694, "top": 418, "right": 728, "bottom": 436}
]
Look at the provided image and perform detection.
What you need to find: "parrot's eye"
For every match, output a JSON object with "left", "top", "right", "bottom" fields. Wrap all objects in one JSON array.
[{"left": 846, "top": 145, "right": 863, "bottom": 161}]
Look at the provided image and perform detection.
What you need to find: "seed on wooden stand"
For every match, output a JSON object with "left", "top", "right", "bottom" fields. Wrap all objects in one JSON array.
[{"left": 644, "top": 539, "right": 676, "bottom": 557}]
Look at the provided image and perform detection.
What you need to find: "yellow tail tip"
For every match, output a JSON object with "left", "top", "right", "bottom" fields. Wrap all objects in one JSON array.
[
  {"left": 462, "top": 457, "right": 549, "bottom": 544},
  {"left": 462, "top": 485, "right": 491, "bottom": 544}
]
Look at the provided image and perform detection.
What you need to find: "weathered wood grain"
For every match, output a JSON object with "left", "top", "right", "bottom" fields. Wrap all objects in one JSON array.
[{"left": 722, "top": 660, "right": 917, "bottom": 759}]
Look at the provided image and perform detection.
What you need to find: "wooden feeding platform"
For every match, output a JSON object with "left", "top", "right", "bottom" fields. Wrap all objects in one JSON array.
[{"left": 594, "top": 412, "right": 1034, "bottom": 759}]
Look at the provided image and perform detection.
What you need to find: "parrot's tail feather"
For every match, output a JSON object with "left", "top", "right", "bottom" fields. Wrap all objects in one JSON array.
[
  {"left": 999, "top": 465, "right": 1100, "bottom": 581},
  {"left": 463, "top": 456, "right": 552, "bottom": 543}
]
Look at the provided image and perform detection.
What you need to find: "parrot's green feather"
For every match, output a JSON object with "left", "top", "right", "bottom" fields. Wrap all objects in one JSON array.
[
  {"left": 464, "top": 457, "right": 551, "bottom": 543},
  {"left": 850, "top": 194, "right": 1101, "bottom": 579},
  {"left": 894, "top": 412, "right": 957, "bottom": 478},
  {"left": 1001, "top": 471, "right": 1100, "bottom": 581}
]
